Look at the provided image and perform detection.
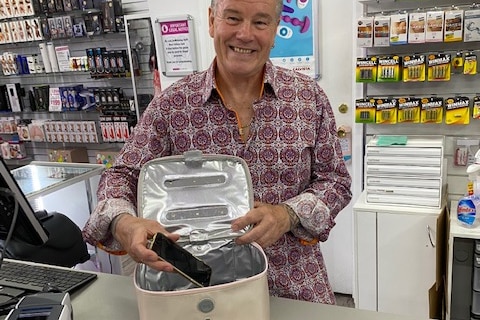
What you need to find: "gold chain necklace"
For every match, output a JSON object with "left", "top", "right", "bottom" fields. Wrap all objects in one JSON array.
[
  {"left": 238, "top": 122, "right": 251, "bottom": 137},
  {"left": 225, "top": 103, "right": 252, "bottom": 138}
]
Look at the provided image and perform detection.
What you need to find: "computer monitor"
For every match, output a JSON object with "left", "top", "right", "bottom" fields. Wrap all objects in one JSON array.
[{"left": 0, "top": 158, "right": 49, "bottom": 246}]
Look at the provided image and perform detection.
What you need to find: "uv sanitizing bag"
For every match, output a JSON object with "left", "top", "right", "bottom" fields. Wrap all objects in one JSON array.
[{"left": 134, "top": 151, "right": 269, "bottom": 320}]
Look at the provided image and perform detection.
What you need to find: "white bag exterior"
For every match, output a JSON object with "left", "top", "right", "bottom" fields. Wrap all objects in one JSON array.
[{"left": 134, "top": 151, "right": 269, "bottom": 320}]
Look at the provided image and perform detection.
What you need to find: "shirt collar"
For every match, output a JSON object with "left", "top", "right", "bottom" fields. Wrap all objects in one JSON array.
[{"left": 202, "top": 59, "right": 280, "bottom": 104}]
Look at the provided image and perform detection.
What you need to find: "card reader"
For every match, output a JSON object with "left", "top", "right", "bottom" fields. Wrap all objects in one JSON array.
[{"left": 5, "top": 292, "right": 72, "bottom": 320}]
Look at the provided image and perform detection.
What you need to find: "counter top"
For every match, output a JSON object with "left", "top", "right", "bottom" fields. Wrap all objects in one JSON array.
[{"left": 69, "top": 272, "right": 423, "bottom": 319}]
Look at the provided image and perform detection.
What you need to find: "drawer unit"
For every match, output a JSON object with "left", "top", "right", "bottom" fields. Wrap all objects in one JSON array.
[{"left": 364, "top": 135, "right": 445, "bottom": 208}]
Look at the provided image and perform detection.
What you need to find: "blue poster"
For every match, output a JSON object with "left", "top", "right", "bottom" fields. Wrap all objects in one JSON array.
[{"left": 270, "top": 0, "right": 317, "bottom": 78}]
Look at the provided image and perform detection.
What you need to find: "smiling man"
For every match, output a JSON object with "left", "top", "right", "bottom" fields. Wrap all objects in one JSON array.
[{"left": 83, "top": 0, "right": 352, "bottom": 304}]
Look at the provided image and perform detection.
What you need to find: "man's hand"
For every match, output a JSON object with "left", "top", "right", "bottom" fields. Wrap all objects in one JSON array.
[
  {"left": 231, "top": 201, "right": 291, "bottom": 248},
  {"left": 113, "top": 214, "right": 179, "bottom": 271}
]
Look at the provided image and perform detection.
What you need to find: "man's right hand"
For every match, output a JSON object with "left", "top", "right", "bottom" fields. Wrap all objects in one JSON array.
[{"left": 113, "top": 214, "right": 180, "bottom": 271}]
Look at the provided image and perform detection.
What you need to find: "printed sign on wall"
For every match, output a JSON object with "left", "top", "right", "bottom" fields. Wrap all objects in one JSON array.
[{"left": 156, "top": 15, "right": 198, "bottom": 77}]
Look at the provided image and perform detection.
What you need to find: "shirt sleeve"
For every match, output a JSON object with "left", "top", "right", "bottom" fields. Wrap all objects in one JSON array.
[
  {"left": 82, "top": 198, "right": 137, "bottom": 253},
  {"left": 284, "top": 84, "right": 352, "bottom": 243},
  {"left": 82, "top": 95, "right": 171, "bottom": 252}
]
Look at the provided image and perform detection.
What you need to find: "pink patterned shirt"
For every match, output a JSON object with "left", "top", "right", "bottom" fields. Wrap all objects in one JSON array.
[{"left": 83, "top": 60, "right": 352, "bottom": 304}]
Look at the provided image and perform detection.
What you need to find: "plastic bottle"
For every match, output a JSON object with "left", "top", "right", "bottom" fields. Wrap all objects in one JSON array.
[
  {"left": 459, "top": 150, "right": 480, "bottom": 227},
  {"left": 467, "top": 150, "right": 480, "bottom": 195},
  {"left": 457, "top": 196, "right": 480, "bottom": 227}
]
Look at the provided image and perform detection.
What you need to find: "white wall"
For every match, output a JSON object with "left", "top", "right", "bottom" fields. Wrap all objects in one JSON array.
[
  {"left": 146, "top": 0, "right": 356, "bottom": 294},
  {"left": 316, "top": 0, "right": 355, "bottom": 295}
]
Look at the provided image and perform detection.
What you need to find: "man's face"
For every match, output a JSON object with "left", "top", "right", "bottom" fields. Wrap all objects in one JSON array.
[{"left": 209, "top": 0, "right": 279, "bottom": 79}]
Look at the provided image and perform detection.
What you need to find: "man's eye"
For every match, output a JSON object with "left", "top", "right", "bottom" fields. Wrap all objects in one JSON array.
[
  {"left": 226, "top": 16, "right": 240, "bottom": 24},
  {"left": 254, "top": 20, "right": 270, "bottom": 29}
]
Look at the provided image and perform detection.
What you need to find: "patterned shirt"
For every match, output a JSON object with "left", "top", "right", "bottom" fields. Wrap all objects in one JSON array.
[{"left": 83, "top": 59, "right": 352, "bottom": 304}]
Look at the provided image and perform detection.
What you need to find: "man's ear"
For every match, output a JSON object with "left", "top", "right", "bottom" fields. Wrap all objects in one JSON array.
[{"left": 208, "top": 7, "right": 215, "bottom": 38}]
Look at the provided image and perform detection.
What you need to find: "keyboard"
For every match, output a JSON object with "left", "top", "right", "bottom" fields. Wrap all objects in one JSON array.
[{"left": 0, "top": 260, "right": 97, "bottom": 293}]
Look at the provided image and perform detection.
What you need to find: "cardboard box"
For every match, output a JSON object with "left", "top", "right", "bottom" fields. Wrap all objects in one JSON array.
[
  {"left": 48, "top": 147, "right": 88, "bottom": 163},
  {"left": 429, "top": 205, "right": 447, "bottom": 320}
]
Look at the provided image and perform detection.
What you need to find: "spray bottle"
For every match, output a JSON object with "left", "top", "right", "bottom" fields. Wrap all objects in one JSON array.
[{"left": 458, "top": 150, "right": 480, "bottom": 227}]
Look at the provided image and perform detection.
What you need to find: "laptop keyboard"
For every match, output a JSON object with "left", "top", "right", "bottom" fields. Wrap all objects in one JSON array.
[{"left": 0, "top": 260, "right": 97, "bottom": 293}]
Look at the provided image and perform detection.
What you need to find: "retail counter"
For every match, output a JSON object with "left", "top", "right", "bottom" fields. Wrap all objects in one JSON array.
[{"left": 70, "top": 272, "right": 422, "bottom": 319}]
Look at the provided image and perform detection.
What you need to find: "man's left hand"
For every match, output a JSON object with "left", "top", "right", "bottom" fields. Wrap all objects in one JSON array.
[{"left": 231, "top": 201, "right": 291, "bottom": 248}]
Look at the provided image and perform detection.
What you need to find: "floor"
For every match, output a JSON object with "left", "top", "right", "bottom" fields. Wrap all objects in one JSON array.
[{"left": 335, "top": 293, "right": 355, "bottom": 308}]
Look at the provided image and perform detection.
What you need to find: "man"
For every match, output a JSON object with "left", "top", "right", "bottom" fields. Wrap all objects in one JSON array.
[{"left": 83, "top": 0, "right": 352, "bottom": 304}]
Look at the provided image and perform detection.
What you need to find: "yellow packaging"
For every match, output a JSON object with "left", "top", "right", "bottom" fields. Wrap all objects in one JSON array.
[
  {"left": 355, "top": 98, "right": 376, "bottom": 123},
  {"left": 375, "top": 98, "right": 398, "bottom": 124},
  {"left": 472, "top": 96, "right": 480, "bottom": 119},
  {"left": 356, "top": 57, "right": 377, "bottom": 82},
  {"left": 445, "top": 96, "right": 470, "bottom": 125},
  {"left": 464, "top": 52, "right": 477, "bottom": 75},
  {"left": 403, "top": 54, "right": 426, "bottom": 82},
  {"left": 397, "top": 97, "right": 421, "bottom": 123},
  {"left": 427, "top": 53, "right": 451, "bottom": 81},
  {"left": 377, "top": 55, "right": 402, "bottom": 82},
  {"left": 420, "top": 97, "right": 444, "bottom": 124}
]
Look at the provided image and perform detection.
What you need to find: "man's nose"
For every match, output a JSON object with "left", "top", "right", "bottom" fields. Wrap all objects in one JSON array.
[{"left": 236, "top": 21, "right": 255, "bottom": 40}]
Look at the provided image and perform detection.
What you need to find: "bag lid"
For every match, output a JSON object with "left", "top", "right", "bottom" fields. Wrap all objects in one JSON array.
[{"left": 138, "top": 150, "right": 254, "bottom": 246}]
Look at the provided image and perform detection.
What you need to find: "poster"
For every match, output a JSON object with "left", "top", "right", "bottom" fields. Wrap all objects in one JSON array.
[
  {"left": 156, "top": 15, "right": 198, "bottom": 77},
  {"left": 270, "top": 0, "right": 319, "bottom": 79}
]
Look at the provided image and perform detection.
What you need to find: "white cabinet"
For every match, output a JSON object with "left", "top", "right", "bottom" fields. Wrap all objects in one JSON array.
[
  {"left": 354, "top": 191, "right": 444, "bottom": 319},
  {"left": 377, "top": 212, "right": 437, "bottom": 314}
]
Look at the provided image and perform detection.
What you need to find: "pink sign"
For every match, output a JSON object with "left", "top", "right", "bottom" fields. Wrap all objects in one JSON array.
[{"left": 160, "top": 20, "right": 189, "bottom": 36}]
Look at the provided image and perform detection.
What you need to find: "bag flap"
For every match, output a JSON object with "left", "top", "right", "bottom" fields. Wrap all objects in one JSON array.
[{"left": 138, "top": 150, "right": 254, "bottom": 244}]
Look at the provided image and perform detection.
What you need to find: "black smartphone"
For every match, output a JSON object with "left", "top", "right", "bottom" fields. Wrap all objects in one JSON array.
[{"left": 148, "top": 232, "right": 212, "bottom": 288}]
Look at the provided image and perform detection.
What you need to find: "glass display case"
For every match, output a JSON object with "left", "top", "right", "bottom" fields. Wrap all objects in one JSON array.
[
  {"left": 11, "top": 161, "right": 105, "bottom": 271},
  {"left": 11, "top": 161, "right": 103, "bottom": 227},
  {"left": 11, "top": 161, "right": 104, "bottom": 203}
]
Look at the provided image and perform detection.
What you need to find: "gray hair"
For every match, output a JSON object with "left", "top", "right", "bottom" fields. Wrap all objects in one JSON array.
[{"left": 210, "top": 0, "right": 283, "bottom": 19}]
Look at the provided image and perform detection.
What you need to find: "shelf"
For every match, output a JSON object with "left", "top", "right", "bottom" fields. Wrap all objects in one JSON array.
[
  {"left": 0, "top": 71, "right": 133, "bottom": 80},
  {"left": 360, "top": 0, "right": 476, "bottom": 13},
  {"left": 4, "top": 157, "right": 32, "bottom": 169},
  {"left": 0, "top": 31, "right": 126, "bottom": 48}
]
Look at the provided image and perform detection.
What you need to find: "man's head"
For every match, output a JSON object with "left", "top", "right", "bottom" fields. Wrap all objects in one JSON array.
[
  {"left": 211, "top": 0, "right": 283, "bottom": 19},
  {"left": 208, "top": 0, "right": 281, "bottom": 80}
]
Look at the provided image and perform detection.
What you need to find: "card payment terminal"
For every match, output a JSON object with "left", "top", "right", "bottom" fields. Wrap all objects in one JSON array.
[{"left": 5, "top": 292, "right": 72, "bottom": 320}]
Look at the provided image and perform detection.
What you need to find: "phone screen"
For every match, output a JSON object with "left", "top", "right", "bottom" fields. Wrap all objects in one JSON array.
[{"left": 148, "top": 233, "right": 212, "bottom": 288}]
